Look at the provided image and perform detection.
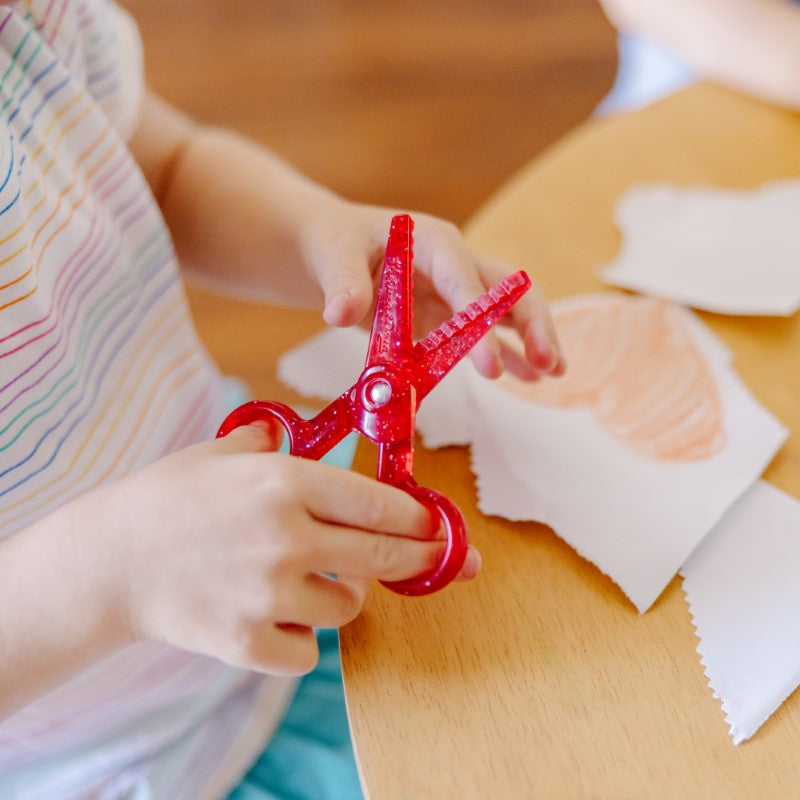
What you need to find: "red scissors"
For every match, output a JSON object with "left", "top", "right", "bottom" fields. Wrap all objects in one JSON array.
[{"left": 217, "top": 214, "right": 530, "bottom": 596}]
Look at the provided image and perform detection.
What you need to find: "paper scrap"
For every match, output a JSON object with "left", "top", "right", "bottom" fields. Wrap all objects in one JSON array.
[
  {"left": 598, "top": 180, "right": 800, "bottom": 315},
  {"left": 278, "top": 294, "right": 795, "bottom": 741},
  {"left": 459, "top": 294, "right": 786, "bottom": 611},
  {"left": 276, "top": 326, "right": 366, "bottom": 402},
  {"left": 681, "top": 480, "right": 800, "bottom": 744},
  {"left": 279, "top": 293, "right": 787, "bottom": 613}
]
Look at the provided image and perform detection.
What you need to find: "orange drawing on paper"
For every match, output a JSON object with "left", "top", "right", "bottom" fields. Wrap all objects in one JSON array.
[{"left": 500, "top": 296, "right": 726, "bottom": 461}]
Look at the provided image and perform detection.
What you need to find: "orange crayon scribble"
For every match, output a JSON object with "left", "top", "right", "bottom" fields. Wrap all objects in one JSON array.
[{"left": 500, "top": 296, "right": 727, "bottom": 461}]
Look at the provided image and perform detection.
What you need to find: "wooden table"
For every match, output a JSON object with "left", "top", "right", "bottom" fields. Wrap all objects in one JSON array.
[{"left": 336, "top": 84, "right": 800, "bottom": 799}]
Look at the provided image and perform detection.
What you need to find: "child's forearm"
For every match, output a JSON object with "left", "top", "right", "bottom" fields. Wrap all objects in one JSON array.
[
  {"left": 600, "top": 0, "right": 800, "bottom": 109},
  {"left": 130, "top": 92, "right": 343, "bottom": 308},
  {"left": 129, "top": 92, "right": 564, "bottom": 375},
  {"left": 0, "top": 499, "right": 130, "bottom": 718}
]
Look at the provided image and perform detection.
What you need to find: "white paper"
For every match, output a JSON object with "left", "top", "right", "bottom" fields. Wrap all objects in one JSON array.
[
  {"left": 279, "top": 294, "right": 787, "bottom": 613},
  {"left": 598, "top": 180, "right": 800, "bottom": 315},
  {"left": 278, "top": 296, "right": 795, "bottom": 741},
  {"left": 277, "top": 326, "right": 366, "bottom": 401},
  {"left": 681, "top": 480, "right": 800, "bottom": 744},
  {"left": 434, "top": 294, "right": 787, "bottom": 611}
]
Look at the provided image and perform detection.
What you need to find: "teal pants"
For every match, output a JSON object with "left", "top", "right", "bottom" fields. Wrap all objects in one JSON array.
[
  {"left": 226, "top": 628, "right": 364, "bottom": 800},
  {"left": 221, "top": 382, "right": 363, "bottom": 799}
]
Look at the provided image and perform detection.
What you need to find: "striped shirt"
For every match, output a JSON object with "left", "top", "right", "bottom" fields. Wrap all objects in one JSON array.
[{"left": 0, "top": 2, "right": 294, "bottom": 797}]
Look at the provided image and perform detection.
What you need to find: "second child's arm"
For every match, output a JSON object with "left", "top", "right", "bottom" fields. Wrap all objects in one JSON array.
[{"left": 600, "top": 0, "right": 800, "bottom": 109}]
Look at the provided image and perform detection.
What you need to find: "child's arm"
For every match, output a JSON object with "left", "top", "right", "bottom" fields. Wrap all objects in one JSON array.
[
  {"left": 600, "top": 0, "right": 800, "bottom": 109},
  {"left": 0, "top": 424, "right": 475, "bottom": 719},
  {"left": 129, "top": 93, "right": 564, "bottom": 381}
]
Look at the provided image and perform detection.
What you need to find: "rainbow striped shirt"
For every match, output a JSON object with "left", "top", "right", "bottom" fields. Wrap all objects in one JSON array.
[{"left": 0, "top": 2, "right": 294, "bottom": 797}]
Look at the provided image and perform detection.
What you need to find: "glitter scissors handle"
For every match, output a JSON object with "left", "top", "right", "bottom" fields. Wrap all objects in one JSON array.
[
  {"left": 215, "top": 387, "right": 468, "bottom": 596},
  {"left": 217, "top": 214, "right": 530, "bottom": 596}
]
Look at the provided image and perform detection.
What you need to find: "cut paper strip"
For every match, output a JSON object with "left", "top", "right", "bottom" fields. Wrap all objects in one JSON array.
[
  {"left": 681, "top": 480, "right": 800, "bottom": 744},
  {"left": 598, "top": 179, "right": 800, "bottom": 315},
  {"left": 278, "top": 294, "right": 787, "bottom": 612}
]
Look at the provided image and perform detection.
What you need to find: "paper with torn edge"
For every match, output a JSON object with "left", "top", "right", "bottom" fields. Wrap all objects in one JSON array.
[
  {"left": 681, "top": 480, "right": 800, "bottom": 744},
  {"left": 277, "top": 325, "right": 366, "bottom": 403},
  {"left": 457, "top": 293, "right": 787, "bottom": 612},
  {"left": 598, "top": 180, "right": 800, "bottom": 315},
  {"left": 278, "top": 293, "right": 787, "bottom": 612}
]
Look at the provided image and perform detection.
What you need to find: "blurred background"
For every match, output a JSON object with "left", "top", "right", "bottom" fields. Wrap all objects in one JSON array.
[{"left": 123, "top": 0, "right": 617, "bottom": 226}]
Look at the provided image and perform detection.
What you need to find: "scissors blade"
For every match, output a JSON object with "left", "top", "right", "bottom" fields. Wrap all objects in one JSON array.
[
  {"left": 365, "top": 214, "right": 415, "bottom": 368},
  {"left": 411, "top": 270, "right": 531, "bottom": 401}
]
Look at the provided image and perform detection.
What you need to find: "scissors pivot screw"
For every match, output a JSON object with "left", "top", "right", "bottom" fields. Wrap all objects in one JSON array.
[
  {"left": 217, "top": 213, "right": 531, "bottom": 596},
  {"left": 366, "top": 379, "right": 392, "bottom": 408}
]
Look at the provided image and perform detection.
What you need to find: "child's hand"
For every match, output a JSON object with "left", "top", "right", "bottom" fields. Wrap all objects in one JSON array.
[
  {"left": 90, "top": 423, "right": 479, "bottom": 676},
  {"left": 132, "top": 97, "right": 564, "bottom": 381},
  {"left": 301, "top": 201, "right": 565, "bottom": 382}
]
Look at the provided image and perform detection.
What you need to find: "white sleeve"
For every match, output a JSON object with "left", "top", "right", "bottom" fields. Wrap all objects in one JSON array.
[{"left": 102, "top": 2, "right": 146, "bottom": 141}]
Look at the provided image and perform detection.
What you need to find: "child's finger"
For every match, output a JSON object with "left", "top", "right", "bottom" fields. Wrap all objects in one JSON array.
[
  {"left": 312, "top": 527, "right": 482, "bottom": 584},
  {"left": 412, "top": 219, "right": 505, "bottom": 377},
  {"left": 309, "top": 524, "right": 445, "bottom": 583},
  {"left": 410, "top": 217, "right": 564, "bottom": 380},
  {"left": 513, "top": 280, "right": 566, "bottom": 376},
  {"left": 455, "top": 545, "right": 482, "bottom": 581},
  {"left": 312, "top": 231, "right": 378, "bottom": 328},
  {"left": 497, "top": 344, "right": 544, "bottom": 381},
  {"left": 247, "top": 620, "right": 320, "bottom": 676},
  {"left": 215, "top": 420, "right": 284, "bottom": 453},
  {"left": 269, "top": 572, "right": 370, "bottom": 630},
  {"left": 472, "top": 253, "right": 564, "bottom": 378},
  {"left": 288, "top": 459, "right": 438, "bottom": 539}
]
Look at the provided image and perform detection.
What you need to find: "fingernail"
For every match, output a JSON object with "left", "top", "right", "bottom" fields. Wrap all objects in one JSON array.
[
  {"left": 323, "top": 293, "right": 350, "bottom": 324},
  {"left": 529, "top": 318, "right": 562, "bottom": 372},
  {"left": 462, "top": 547, "right": 482, "bottom": 579},
  {"left": 250, "top": 419, "right": 283, "bottom": 450},
  {"left": 485, "top": 338, "right": 504, "bottom": 379},
  {"left": 551, "top": 345, "right": 567, "bottom": 375},
  {"left": 547, "top": 341, "right": 564, "bottom": 372}
]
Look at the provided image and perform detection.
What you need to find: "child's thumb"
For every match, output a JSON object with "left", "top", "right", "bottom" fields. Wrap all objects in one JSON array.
[
  {"left": 217, "top": 420, "right": 284, "bottom": 453},
  {"left": 318, "top": 251, "right": 374, "bottom": 328}
]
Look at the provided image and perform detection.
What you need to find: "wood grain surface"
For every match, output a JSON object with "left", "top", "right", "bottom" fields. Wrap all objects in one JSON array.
[
  {"left": 123, "top": 0, "right": 616, "bottom": 225},
  {"left": 136, "top": 4, "right": 800, "bottom": 797},
  {"left": 339, "top": 84, "right": 800, "bottom": 799}
]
